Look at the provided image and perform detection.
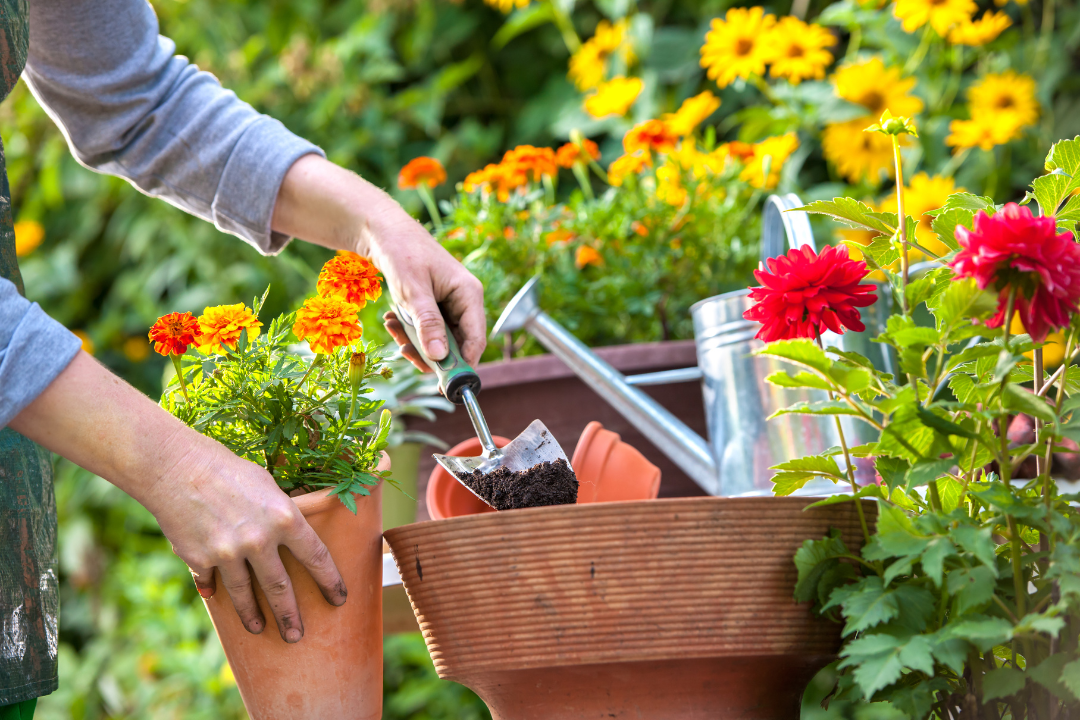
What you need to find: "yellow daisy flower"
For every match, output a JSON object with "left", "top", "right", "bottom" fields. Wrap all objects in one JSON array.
[
  {"left": 833, "top": 58, "right": 925, "bottom": 118},
  {"left": 945, "top": 117, "right": 1018, "bottom": 152},
  {"left": 822, "top": 118, "right": 900, "bottom": 184},
  {"left": 699, "top": 7, "right": 776, "bottom": 88},
  {"left": 881, "top": 173, "right": 962, "bottom": 258},
  {"left": 584, "top": 76, "right": 644, "bottom": 118},
  {"left": 568, "top": 19, "right": 631, "bottom": 91},
  {"left": 483, "top": 0, "right": 530, "bottom": 13},
  {"left": 740, "top": 133, "right": 799, "bottom": 189},
  {"left": 763, "top": 17, "right": 837, "bottom": 85},
  {"left": 893, "top": 0, "right": 976, "bottom": 36},
  {"left": 663, "top": 91, "right": 721, "bottom": 136},
  {"left": 947, "top": 10, "right": 1011, "bottom": 45},
  {"left": 968, "top": 71, "right": 1039, "bottom": 130}
]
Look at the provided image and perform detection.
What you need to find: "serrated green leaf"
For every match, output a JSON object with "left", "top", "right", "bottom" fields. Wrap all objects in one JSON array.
[
  {"left": 950, "top": 524, "right": 998, "bottom": 571},
  {"left": 756, "top": 338, "right": 832, "bottom": 373},
  {"left": 1002, "top": 383, "right": 1056, "bottom": 422},
  {"left": 916, "top": 406, "right": 978, "bottom": 439},
  {"left": 771, "top": 471, "right": 815, "bottom": 495},
  {"left": 1059, "top": 658, "right": 1080, "bottom": 702},
  {"left": 928, "top": 208, "right": 971, "bottom": 252},
  {"left": 840, "top": 633, "right": 905, "bottom": 697},
  {"left": 794, "top": 529, "right": 850, "bottom": 603},
  {"left": 1038, "top": 136, "right": 1080, "bottom": 216},
  {"left": 769, "top": 400, "right": 861, "bottom": 419},
  {"left": 1030, "top": 652, "right": 1073, "bottom": 702},
  {"left": 876, "top": 456, "right": 910, "bottom": 493},
  {"left": 905, "top": 458, "right": 956, "bottom": 490},
  {"left": 943, "top": 616, "right": 1013, "bottom": 651},
  {"left": 797, "top": 198, "right": 898, "bottom": 234},
  {"left": 921, "top": 537, "right": 956, "bottom": 587},
  {"left": 765, "top": 370, "right": 832, "bottom": 390},
  {"left": 772, "top": 454, "right": 844, "bottom": 476},
  {"left": 947, "top": 566, "right": 997, "bottom": 613},
  {"left": 982, "top": 667, "right": 1026, "bottom": 702},
  {"left": 882, "top": 556, "right": 914, "bottom": 586},
  {"left": 841, "top": 577, "right": 900, "bottom": 635},
  {"left": 927, "top": 277, "right": 997, "bottom": 335}
]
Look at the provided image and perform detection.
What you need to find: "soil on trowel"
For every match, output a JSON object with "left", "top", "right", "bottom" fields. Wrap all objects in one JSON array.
[{"left": 457, "top": 458, "right": 578, "bottom": 511}]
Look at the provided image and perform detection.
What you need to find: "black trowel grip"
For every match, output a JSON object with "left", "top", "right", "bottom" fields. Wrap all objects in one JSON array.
[{"left": 392, "top": 304, "right": 481, "bottom": 405}]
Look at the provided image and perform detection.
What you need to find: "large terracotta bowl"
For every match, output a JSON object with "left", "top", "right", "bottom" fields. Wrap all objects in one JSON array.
[{"left": 384, "top": 496, "right": 872, "bottom": 720}]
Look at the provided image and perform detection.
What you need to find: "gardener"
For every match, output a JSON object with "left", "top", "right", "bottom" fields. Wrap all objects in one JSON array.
[{"left": 0, "top": 0, "right": 485, "bottom": 715}]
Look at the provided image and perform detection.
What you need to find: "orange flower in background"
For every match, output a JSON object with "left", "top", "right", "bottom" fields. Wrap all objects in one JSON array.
[
  {"left": 556, "top": 139, "right": 601, "bottom": 168},
  {"left": 317, "top": 251, "right": 383, "bottom": 307},
  {"left": 72, "top": 330, "right": 94, "bottom": 355},
  {"left": 14, "top": 220, "right": 44, "bottom": 257},
  {"left": 149, "top": 312, "right": 201, "bottom": 356},
  {"left": 503, "top": 145, "right": 559, "bottom": 180},
  {"left": 293, "top": 295, "right": 363, "bottom": 355},
  {"left": 575, "top": 245, "right": 603, "bottom": 269},
  {"left": 623, "top": 120, "right": 678, "bottom": 156},
  {"left": 464, "top": 162, "right": 529, "bottom": 201},
  {"left": 398, "top": 157, "right": 447, "bottom": 189},
  {"left": 196, "top": 303, "right": 263, "bottom": 353},
  {"left": 663, "top": 91, "right": 721, "bottom": 136},
  {"left": 723, "top": 141, "right": 757, "bottom": 163},
  {"left": 607, "top": 152, "right": 652, "bottom": 186},
  {"left": 545, "top": 228, "right": 576, "bottom": 246},
  {"left": 740, "top": 133, "right": 799, "bottom": 189}
]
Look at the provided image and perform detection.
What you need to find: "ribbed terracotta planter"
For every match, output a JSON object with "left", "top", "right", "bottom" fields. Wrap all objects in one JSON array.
[
  {"left": 384, "top": 496, "right": 872, "bottom": 720},
  {"left": 203, "top": 454, "right": 388, "bottom": 720}
]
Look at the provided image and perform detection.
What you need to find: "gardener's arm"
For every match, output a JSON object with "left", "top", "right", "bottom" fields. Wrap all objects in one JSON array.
[
  {"left": 22, "top": 0, "right": 485, "bottom": 366},
  {"left": 5, "top": 338, "right": 346, "bottom": 644}
]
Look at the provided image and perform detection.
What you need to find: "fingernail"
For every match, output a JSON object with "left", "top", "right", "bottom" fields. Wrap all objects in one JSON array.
[
  {"left": 285, "top": 627, "right": 303, "bottom": 643},
  {"left": 197, "top": 587, "right": 214, "bottom": 599},
  {"left": 428, "top": 340, "right": 447, "bottom": 359},
  {"left": 248, "top": 619, "right": 263, "bottom": 634}
]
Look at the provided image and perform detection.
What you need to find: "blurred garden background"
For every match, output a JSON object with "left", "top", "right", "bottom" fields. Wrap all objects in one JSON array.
[{"left": 8, "top": 0, "right": 1080, "bottom": 714}]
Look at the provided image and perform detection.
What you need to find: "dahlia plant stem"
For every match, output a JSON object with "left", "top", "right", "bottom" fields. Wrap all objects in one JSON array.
[
  {"left": 890, "top": 133, "right": 911, "bottom": 316},
  {"left": 170, "top": 353, "right": 190, "bottom": 403},
  {"left": 416, "top": 185, "right": 444, "bottom": 234},
  {"left": 1034, "top": 347, "right": 1048, "bottom": 499}
]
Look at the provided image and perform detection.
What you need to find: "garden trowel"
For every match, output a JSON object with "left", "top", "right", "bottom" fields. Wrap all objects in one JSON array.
[{"left": 391, "top": 304, "right": 574, "bottom": 510}]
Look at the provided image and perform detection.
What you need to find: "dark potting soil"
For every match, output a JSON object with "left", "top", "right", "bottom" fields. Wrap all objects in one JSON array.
[{"left": 457, "top": 458, "right": 578, "bottom": 511}]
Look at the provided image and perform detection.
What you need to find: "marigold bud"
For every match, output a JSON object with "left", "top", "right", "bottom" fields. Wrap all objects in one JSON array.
[
  {"left": 380, "top": 366, "right": 394, "bottom": 380},
  {"left": 349, "top": 352, "right": 366, "bottom": 395}
]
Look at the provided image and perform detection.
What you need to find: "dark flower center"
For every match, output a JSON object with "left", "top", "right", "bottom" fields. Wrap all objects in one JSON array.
[
  {"left": 861, "top": 92, "right": 886, "bottom": 116},
  {"left": 735, "top": 38, "right": 755, "bottom": 56},
  {"left": 995, "top": 95, "right": 1016, "bottom": 110},
  {"left": 787, "top": 44, "right": 806, "bottom": 58}
]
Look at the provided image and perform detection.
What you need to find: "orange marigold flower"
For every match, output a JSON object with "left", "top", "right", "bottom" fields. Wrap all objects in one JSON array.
[
  {"left": 607, "top": 152, "right": 652, "bottom": 186},
  {"left": 149, "top": 312, "right": 201, "bottom": 356},
  {"left": 463, "top": 162, "right": 529, "bottom": 201},
  {"left": 556, "top": 139, "right": 601, "bottom": 168},
  {"left": 196, "top": 303, "right": 263, "bottom": 353},
  {"left": 398, "top": 157, "right": 447, "bottom": 189},
  {"left": 545, "top": 228, "right": 576, "bottom": 246},
  {"left": 503, "top": 146, "right": 559, "bottom": 181},
  {"left": 723, "top": 141, "right": 757, "bottom": 162},
  {"left": 623, "top": 120, "right": 679, "bottom": 156},
  {"left": 293, "top": 295, "right": 363, "bottom": 355},
  {"left": 317, "top": 251, "right": 383, "bottom": 308},
  {"left": 575, "top": 245, "right": 604, "bottom": 269}
]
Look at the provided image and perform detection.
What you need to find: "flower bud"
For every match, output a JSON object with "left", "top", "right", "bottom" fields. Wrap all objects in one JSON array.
[
  {"left": 380, "top": 366, "right": 394, "bottom": 380},
  {"left": 349, "top": 352, "right": 366, "bottom": 395}
]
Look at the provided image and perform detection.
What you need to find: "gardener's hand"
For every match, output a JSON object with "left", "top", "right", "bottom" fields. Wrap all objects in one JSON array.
[
  {"left": 271, "top": 154, "right": 487, "bottom": 370},
  {"left": 10, "top": 351, "right": 346, "bottom": 643}
]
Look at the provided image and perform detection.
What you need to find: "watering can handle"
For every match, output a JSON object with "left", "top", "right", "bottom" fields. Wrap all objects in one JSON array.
[
  {"left": 760, "top": 193, "right": 815, "bottom": 264},
  {"left": 392, "top": 303, "right": 482, "bottom": 405}
]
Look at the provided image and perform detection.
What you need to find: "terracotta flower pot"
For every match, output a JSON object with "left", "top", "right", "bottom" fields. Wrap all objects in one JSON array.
[
  {"left": 426, "top": 422, "right": 661, "bottom": 520},
  {"left": 203, "top": 453, "right": 388, "bottom": 720},
  {"left": 385, "top": 496, "right": 872, "bottom": 720}
]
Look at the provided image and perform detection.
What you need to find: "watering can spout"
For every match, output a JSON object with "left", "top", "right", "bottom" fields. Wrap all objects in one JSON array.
[{"left": 492, "top": 277, "right": 720, "bottom": 495}]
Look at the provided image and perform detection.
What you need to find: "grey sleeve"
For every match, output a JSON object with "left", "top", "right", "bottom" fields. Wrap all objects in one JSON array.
[
  {"left": 0, "top": 277, "right": 81, "bottom": 428},
  {"left": 22, "top": 0, "right": 325, "bottom": 255}
]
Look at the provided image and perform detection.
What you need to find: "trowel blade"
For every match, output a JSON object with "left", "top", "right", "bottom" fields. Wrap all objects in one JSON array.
[{"left": 433, "top": 420, "right": 571, "bottom": 506}]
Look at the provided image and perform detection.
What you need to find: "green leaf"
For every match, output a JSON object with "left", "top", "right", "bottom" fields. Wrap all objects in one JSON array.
[
  {"left": 921, "top": 537, "right": 956, "bottom": 587},
  {"left": 794, "top": 530, "right": 850, "bottom": 603},
  {"left": 839, "top": 633, "right": 905, "bottom": 697},
  {"left": 938, "top": 192, "right": 996, "bottom": 214},
  {"left": 771, "top": 454, "right": 844, "bottom": 477},
  {"left": 904, "top": 458, "right": 956, "bottom": 490},
  {"left": 865, "top": 503, "right": 928, "bottom": 559},
  {"left": 1002, "top": 383, "right": 1056, "bottom": 422},
  {"left": 796, "top": 198, "right": 898, "bottom": 235},
  {"left": 943, "top": 616, "right": 1013, "bottom": 651},
  {"left": 765, "top": 370, "right": 832, "bottom": 390},
  {"left": 876, "top": 456, "right": 910, "bottom": 493},
  {"left": 946, "top": 566, "right": 997, "bottom": 613},
  {"left": 491, "top": 3, "right": 556, "bottom": 48},
  {"left": 840, "top": 577, "right": 900, "bottom": 635},
  {"left": 927, "top": 277, "right": 997, "bottom": 335},
  {"left": 982, "top": 667, "right": 1026, "bottom": 702},
  {"left": 1029, "top": 652, "right": 1073, "bottom": 703},
  {"left": 755, "top": 338, "right": 832, "bottom": 374},
  {"left": 882, "top": 556, "right": 914, "bottom": 586},
  {"left": 771, "top": 471, "right": 815, "bottom": 496},
  {"left": 950, "top": 524, "right": 998, "bottom": 571},
  {"left": 927, "top": 209, "right": 968, "bottom": 252},
  {"left": 1059, "top": 658, "right": 1080, "bottom": 702},
  {"left": 916, "top": 406, "right": 978, "bottom": 439},
  {"left": 1056, "top": 193, "right": 1080, "bottom": 233},
  {"left": 770, "top": 400, "right": 862, "bottom": 419},
  {"left": 852, "top": 702, "right": 909, "bottom": 720},
  {"left": 1037, "top": 136, "right": 1080, "bottom": 215}
]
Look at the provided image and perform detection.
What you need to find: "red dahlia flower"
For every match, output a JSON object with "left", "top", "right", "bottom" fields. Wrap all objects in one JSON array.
[
  {"left": 950, "top": 203, "right": 1080, "bottom": 343},
  {"left": 743, "top": 244, "right": 877, "bottom": 342}
]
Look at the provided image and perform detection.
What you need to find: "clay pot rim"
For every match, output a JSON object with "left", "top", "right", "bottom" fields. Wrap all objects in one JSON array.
[
  {"left": 386, "top": 494, "right": 873, "bottom": 536},
  {"left": 290, "top": 451, "right": 389, "bottom": 518}
]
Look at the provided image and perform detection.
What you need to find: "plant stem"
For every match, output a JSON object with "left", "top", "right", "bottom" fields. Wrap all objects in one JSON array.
[
  {"left": 170, "top": 353, "right": 190, "bottom": 403},
  {"left": 1036, "top": 0, "right": 1056, "bottom": 69},
  {"left": 844, "top": 24, "right": 862, "bottom": 62},
  {"left": 941, "top": 147, "right": 971, "bottom": 179},
  {"left": 903, "top": 26, "right": 933, "bottom": 74},
  {"left": 546, "top": 0, "right": 582, "bottom": 54},
  {"left": 322, "top": 388, "right": 357, "bottom": 473},
  {"left": 891, "top": 134, "right": 910, "bottom": 314},
  {"left": 572, "top": 162, "right": 595, "bottom": 200},
  {"left": 296, "top": 354, "right": 323, "bottom": 390},
  {"left": 416, "top": 185, "right": 444, "bottom": 234}
]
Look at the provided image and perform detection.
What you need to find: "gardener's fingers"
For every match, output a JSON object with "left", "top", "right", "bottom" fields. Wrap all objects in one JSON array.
[
  {"left": 189, "top": 562, "right": 217, "bottom": 600},
  {"left": 249, "top": 552, "right": 304, "bottom": 644},
  {"left": 406, "top": 291, "right": 450, "bottom": 364},
  {"left": 217, "top": 561, "right": 266, "bottom": 635},
  {"left": 383, "top": 311, "right": 429, "bottom": 373},
  {"left": 285, "top": 522, "right": 347, "bottom": 607},
  {"left": 439, "top": 273, "right": 486, "bottom": 369}
]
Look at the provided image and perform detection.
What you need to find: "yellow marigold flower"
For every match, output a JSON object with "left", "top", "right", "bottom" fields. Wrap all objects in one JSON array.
[
  {"left": 196, "top": 303, "right": 263, "bottom": 353},
  {"left": 13, "top": 220, "right": 44, "bottom": 257},
  {"left": 575, "top": 245, "right": 603, "bottom": 269},
  {"left": 894, "top": 0, "right": 976, "bottom": 36},
  {"left": 556, "top": 138, "right": 601, "bottom": 168},
  {"left": 568, "top": 19, "right": 630, "bottom": 91},
  {"left": 293, "top": 295, "right": 363, "bottom": 355},
  {"left": 72, "top": 330, "right": 94, "bottom": 355},
  {"left": 994, "top": 0, "right": 1027, "bottom": 7},
  {"left": 833, "top": 58, "right": 924, "bottom": 118},
  {"left": 947, "top": 10, "right": 1011, "bottom": 45},
  {"left": 822, "top": 118, "right": 903, "bottom": 184},
  {"left": 881, "top": 173, "right": 963, "bottom": 258},
  {"left": 623, "top": 120, "right": 679, "bottom": 156},
  {"left": 123, "top": 336, "right": 150, "bottom": 363},
  {"left": 607, "top": 152, "right": 652, "bottom": 186},
  {"left": 398, "top": 157, "right": 447, "bottom": 189},
  {"left": 700, "top": 7, "right": 776, "bottom": 89},
  {"left": 584, "top": 77, "right": 644, "bottom": 119},
  {"left": 763, "top": 17, "right": 837, "bottom": 85},
  {"left": 317, "top": 251, "right": 383, "bottom": 308},
  {"left": 663, "top": 91, "right": 721, "bottom": 136},
  {"left": 969, "top": 71, "right": 1039, "bottom": 130},
  {"left": 656, "top": 163, "right": 688, "bottom": 207},
  {"left": 740, "top": 133, "right": 798, "bottom": 189},
  {"left": 945, "top": 117, "right": 1018, "bottom": 152},
  {"left": 483, "top": 0, "right": 529, "bottom": 13}
]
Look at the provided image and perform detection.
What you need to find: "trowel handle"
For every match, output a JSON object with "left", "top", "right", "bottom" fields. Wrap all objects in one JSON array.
[{"left": 392, "top": 304, "right": 481, "bottom": 405}]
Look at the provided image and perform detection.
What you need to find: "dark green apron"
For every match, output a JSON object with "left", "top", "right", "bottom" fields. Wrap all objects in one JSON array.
[{"left": 0, "top": 0, "right": 60, "bottom": 706}]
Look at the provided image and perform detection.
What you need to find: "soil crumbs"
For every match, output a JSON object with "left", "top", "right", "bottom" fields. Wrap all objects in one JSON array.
[{"left": 457, "top": 458, "right": 578, "bottom": 511}]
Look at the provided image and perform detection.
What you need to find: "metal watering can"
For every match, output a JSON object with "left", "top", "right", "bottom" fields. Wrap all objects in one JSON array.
[{"left": 490, "top": 194, "right": 892, "bottom": 497}]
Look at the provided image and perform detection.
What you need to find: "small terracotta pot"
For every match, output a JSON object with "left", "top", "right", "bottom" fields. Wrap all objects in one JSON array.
[
  {"left": 385, "top": 496, "right": 873, "bottom": 720},
  {"left": 426, "top": 422, "right": 661, "bottom": 519},
  {"left": 203, "top": 454, "right": 388, "bottom": 720}
]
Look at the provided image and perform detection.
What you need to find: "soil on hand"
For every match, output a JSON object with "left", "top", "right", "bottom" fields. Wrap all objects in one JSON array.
[{"left": 457, "top": 458, "right": 578, "bottom": 510}]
